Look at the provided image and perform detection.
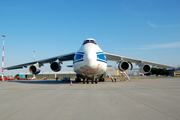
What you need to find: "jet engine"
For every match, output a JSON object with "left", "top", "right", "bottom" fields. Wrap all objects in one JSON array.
[
  {"left": 139, "top": 64, "right": 151, "bottom": 74},
  {"left": 116, "top": 60, "right": 130, "bottom": 71},
  {"left": 50, "top": 61, "right": 62, "bottom": 72},
  {"left": 29, "top": 65, "right": 41, "bottom": 74}
]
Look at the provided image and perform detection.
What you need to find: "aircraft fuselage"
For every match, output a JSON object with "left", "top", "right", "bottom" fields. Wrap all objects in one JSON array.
[{"left": 73, "top": 39, "right": 107, "bottom": 79}]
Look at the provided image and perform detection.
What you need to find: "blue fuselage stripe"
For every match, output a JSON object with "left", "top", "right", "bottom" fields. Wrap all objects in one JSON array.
[
  {"left": 97, "top": 59, "right": 107, "bottom": 63},
  {"left": 73, "top": 59, "right": 84, "bottom": 64}
]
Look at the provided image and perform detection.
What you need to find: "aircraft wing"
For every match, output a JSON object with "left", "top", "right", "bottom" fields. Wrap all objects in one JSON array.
[
  {"left": 104, "top": 52, "right": 175, "bottom": 69},
  {"left": 4, "top": 52, "right": 75, "bottom": 70}
]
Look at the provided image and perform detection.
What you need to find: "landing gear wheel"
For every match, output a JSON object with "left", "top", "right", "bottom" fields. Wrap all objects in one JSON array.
[
  {"left": 92, "top": 79, "right": 94, "bottom": 84},
  {"left": 75, "top": 78, "right": 78, "bottom": 82},
  {"left": 83, "top": 79, "right": 85, "bottom": 84},
  {"left": 95, "top": 79, "right": 97, "bottom": 84},
  {"left": 87, "top": 80, "right": 89, "bottom": 84}
]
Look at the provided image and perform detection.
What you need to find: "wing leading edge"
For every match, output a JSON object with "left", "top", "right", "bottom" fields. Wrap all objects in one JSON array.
[
  {"left": 4, "top": 52, "right": 75, "bottom": 70},
  {"left": 104, "top": 52, "right": 175, "bottom": 69}
]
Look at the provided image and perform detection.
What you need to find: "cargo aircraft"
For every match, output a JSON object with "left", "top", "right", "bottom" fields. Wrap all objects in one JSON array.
[{"left": 4, "top": 38, "right": 175, "bottom": 84}]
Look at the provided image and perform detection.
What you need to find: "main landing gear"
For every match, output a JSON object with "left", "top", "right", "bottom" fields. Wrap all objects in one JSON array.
[
  {"left": 92, "top": 79, "right": 97, "bottom": 84},
  {"left": 75, "top": 75, "right": 81, "bottom": 82},
  {"left": 83, "top": 79, "right": 97, "bottom": 84}
]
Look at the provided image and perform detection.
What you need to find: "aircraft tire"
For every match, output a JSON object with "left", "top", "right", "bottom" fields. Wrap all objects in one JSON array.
[
  {"left": 75, "top": 78, "right": 78, "bottom": 82},
  {"left": 92, "top": 79, "right": 94, "bottom": 84},
  {"left": 95, "top": 79, "right": 97, "bottom": 84}
]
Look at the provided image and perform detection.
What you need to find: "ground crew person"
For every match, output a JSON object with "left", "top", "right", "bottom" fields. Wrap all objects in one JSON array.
[
  {"left": 56, "top": 77, "right": 59, "bottom": 81},
  {"left": 114, "top": 77, "right": 116, "bottom": 82},
  {"left": 112, "top": 76, "right": 114, "bottom": 82}
]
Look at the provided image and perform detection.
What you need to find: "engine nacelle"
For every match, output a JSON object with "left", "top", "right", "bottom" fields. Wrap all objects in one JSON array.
[
  {"left": 50, "top": 62, "right": 62, "bottom": 72},
  {"left": 29, "top": 65, "right": 41, "bottom": 75},
  {"left": 116, "top": 60, "right": 129, "bottom": 71},
  {"left": 139, "top": 64, "right": 151, "bottom": 74}
]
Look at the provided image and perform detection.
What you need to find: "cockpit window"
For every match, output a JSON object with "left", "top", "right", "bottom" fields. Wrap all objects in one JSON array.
[
  {"left": 73, "top": 52, "right": 84, "bottom": 64},
  {"left": 83, "top": 40, "right": 97, "bottom": 45}
]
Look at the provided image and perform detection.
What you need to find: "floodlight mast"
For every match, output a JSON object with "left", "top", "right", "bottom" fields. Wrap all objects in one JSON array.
[{"left": 1, "top": 35, "right": 5, "bottom": 81}]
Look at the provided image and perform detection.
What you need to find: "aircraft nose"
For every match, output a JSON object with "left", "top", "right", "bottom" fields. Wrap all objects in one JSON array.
[{"left": 84, "top": 53, "right": 97, "bottom": 69}]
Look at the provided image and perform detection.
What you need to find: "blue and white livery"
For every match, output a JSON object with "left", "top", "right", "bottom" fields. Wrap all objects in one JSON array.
[{"left": 4, "top": 38, "right": 176, "bottom": 84}]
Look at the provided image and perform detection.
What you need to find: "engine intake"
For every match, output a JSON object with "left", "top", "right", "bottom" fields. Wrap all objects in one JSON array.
[
  {"left": 117, "top": 60, "right": 129, "bottom": 71},
  {"left": 29, "top": 65, "right": 41, "bottom": 74},
  {"left": 139, "top": 64, "right": 151, "bottom": 74},
  {"left": 50, "top": 62, "right": 61, "bottom": 72}
]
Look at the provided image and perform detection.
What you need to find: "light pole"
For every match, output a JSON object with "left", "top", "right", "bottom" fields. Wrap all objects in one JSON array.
[
  {"left": 33, "top": 51, "right": 35, "bottom": 79},
  {"left": 1, "top": 35, "right": 5, "bottom": 81},
  {"left": 33, "top": 51, "right": 35, "bottom": 61}
]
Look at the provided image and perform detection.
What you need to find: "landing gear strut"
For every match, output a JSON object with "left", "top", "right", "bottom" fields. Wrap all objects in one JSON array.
[
  {"left": 75, "top": 75, "right": 81, "bottom": 82},
  {"left": 99, "top": 75, "right": 105, "bottom": 82}
]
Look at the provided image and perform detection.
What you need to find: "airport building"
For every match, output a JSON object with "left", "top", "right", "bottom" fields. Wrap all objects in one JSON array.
[
  {"left": 174, "top": 71, "right": 180, "bottom": 76},
  {"left": 170, "top": 67, "right": 180, "bottom": 76},
  {"left": 106, "top": 68, "right": 141, "bottom": 77},
  {"left": 19, "top": 68, "right": 141, "bottom": 79},
  {"left": 19, "top": 71, "right": 76, "bottom": 79}
]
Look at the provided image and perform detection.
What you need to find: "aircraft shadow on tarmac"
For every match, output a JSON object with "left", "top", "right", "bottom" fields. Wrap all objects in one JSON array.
[{"left": 8, "top": 80, "right": 80, "bottom": 84}]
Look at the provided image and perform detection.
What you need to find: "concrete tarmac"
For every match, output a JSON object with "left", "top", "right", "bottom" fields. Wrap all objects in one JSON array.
[{"left": 0, "top": 77, "right": 180, "bottom": 120}]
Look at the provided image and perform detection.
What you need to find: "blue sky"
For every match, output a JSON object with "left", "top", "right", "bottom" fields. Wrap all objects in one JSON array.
[{"left": 0, "top": 0, "right": 180, "bottom": 75}]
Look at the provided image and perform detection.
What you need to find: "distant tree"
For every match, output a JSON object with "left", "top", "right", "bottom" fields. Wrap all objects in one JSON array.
[
  {"left": 15, "top": 74, "right": 19, "bottom": 76},
  {"left": 145, "top": 68, "right": 169, "bottom": 76}
]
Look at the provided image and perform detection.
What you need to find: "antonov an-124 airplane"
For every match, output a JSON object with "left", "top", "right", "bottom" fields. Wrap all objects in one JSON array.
[{"left": 4, "top": 38, "right": 175, "bottom": 84}]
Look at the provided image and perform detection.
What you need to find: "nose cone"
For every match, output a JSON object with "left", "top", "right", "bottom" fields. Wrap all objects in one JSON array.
[{"left": 84, "top": 52, "right": 97, "bottom": 69}]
